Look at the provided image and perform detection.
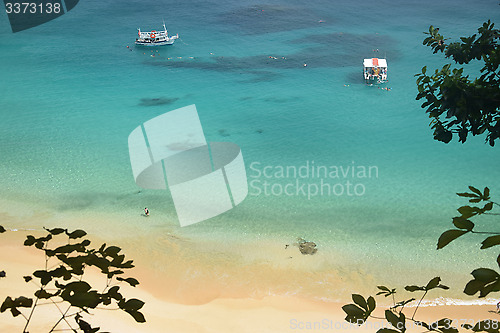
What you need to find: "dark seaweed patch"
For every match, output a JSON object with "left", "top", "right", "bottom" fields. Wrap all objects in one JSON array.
[
  {"left": 218, "top": 129, "right": 231, "bottom": 137},
  {"left": 145, "top": 32, "right": 400, "bottom": 81},
  {"left": 217, "top": 4, "right": 332, "bottom": 35},
  {"left": 262, "top": 96, "right": 300, "bottom": 103},
  {"left": 139, "top": 97, "right": 179, "bottom": 106}
]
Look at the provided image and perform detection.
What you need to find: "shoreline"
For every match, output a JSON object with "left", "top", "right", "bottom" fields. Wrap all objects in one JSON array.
[
  {"left": 0, "top": 239, "right": 498, "bottom": 333},
  {"left": 0, "top": 195, "right": 494, "bottom": 305},
  {"left": 1, "top": 200, "right": 499, "bottom": 332}
]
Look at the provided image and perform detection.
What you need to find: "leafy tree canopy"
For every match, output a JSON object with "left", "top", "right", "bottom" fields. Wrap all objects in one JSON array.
[{"left": 416, "top": 20, "right": 500, "bottom": 146}]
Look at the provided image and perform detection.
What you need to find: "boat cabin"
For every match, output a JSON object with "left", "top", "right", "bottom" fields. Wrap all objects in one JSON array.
[{"left": 363, "top": 58, "right": 387, "bottom": 83}]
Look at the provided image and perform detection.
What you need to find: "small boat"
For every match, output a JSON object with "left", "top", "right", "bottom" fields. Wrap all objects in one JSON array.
[
  {"left": 135, "top": 23, "right": 179, "bottom": 46},
  {"left": 363, "top": 58, "right": 387, "bottom": 83}
]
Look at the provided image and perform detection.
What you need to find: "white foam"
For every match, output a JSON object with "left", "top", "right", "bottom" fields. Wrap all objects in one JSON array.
[{"left": 410, "top": 297, "right": 498, "bottom": 307}]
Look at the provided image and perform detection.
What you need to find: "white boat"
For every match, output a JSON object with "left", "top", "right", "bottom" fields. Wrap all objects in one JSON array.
[
  {"left": 135, "top": 23, "right": 178, "bottom": 46},
  {"left": 363, "top": 58, "right": 387, "bottom": 83}
]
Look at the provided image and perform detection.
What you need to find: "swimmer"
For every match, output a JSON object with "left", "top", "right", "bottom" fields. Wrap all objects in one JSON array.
[{"left": 144, "top": 208, "right": 150, "bottom": 216}]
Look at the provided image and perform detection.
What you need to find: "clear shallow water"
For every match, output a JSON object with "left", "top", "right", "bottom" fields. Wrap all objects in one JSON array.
[{"left": 0, "top": 0, "right": 499, "bottom": 301}]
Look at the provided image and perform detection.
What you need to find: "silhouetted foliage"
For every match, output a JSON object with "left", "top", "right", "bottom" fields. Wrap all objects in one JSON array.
[
  {"left": 343, "top": 186, "right": 500, "bottom": 333},
  {"left": 0, "top": 227, "right": 146, "bottom": 332},
  {"left": 415, "top": 21, "right": 500, "bottom": 146}
]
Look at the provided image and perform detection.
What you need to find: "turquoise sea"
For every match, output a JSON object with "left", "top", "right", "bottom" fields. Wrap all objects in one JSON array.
[{"left": 1, "top": 0, "right": 500, "bottom": 302}]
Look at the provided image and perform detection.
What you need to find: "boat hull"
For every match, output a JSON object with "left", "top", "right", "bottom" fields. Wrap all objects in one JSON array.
[{"left": 135, "top": 40, "right": 175, "bottom": 46}]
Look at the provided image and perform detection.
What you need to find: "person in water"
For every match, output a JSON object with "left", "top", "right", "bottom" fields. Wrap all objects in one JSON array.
[{"left": 144, "top": 207, "right": 150, "bottom": 216}]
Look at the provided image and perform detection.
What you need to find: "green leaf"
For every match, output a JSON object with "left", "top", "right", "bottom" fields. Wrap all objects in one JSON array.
[
  {"left": 469, "top": 186, "right": 482, "bottom": 196},
  {"left": 64, "top": 281, "right": 92, "bottom": 293},
  {"left": 0, "top": 296, "right": 31, "bottom": 317},
  {"left": 1, "top": 297, "right": 14, "bottom": 313},
  {"left": 377, "top": 286, "right": 390, "bottom": 292},
  {"left": 342, "top": 304, "right": 366, "bottom": 323},
  {"left": 481, "top": 235, "right": 500, "bottom": 249},
  {"left": 117, "top": 277, "right": 140, "bottom": 287},
  {"left": 471, "top": 268, "right": 500, "bottom": 283},
  {"left": 120, "top": 260, "right": 135, "bottom": 269},
  {"left": 367, "top": 296, "right": 376, "bottom": 312},
  {"left": 457, "top": 192, "right": 479, "bottom": 198},
  {"left": 385, "top": 310, "right": 401, "bottom": 329},
  {"left": 10, "top": 307, "right": 21, "bottom": 317},
  {"left": 106, "top": 286, "right": 123, "bottom": 301},
  {"left": 452, "top": 217, "right": 474, "bottom": 231},
  {"left": 13, "top": 296, "right": 33, "bottom": 308},
  {"left": 53, "top": 244, "right": 85, "bottom": 254},
  {"left": 35, "top": 289, "right": 59, "bottom": 299},
  {"left": 111, "top": 255, "right": 125, "bottom": 267},
  {"left": 60, "top": 282, "right": 100, "bottom": 309},
  {"left": 126, "top": 310, "right": 146, "bottom": 323},
  {"left": 352, "top": 294, "right": 368, "bottom": 311},
  {"left": 24, "top": 235, "right": 36, "bottom": 246},
  {"left": 33, "top": 270, "right": 52, "bottom": 286},
  {"left": 104, "top": 246, "right": 122, "bottom": 258},
  {"left": 425, "top": 277, "right": 441, "bottom": 290},
  {"left": 405, "top": 285, "right": 425, "bottom": 292},
  {"left": 66, "top": 229, "right": 87, "bottom": 239},
  {"left": 483, "top": 202, "right": 494, "bottom": 211},
  {"left": 120, "top": 298, "right": 144, "bottom": 312},
  {"left": 464, "top": 279, "right": 485, "bottom": 296},
  {"left": 484, "top": 187, "right": 490, "bottom": 199},
  {"left": 44, "top": 227, "right": 66, "bottom": 235},
  {"left": 0, "top": 226, "right": 6, "bottom": 233},
  {"left": 437, "top": 229, "right": 468, "bottom": 249},
  {"left": 76, "top": 316, "right": 100, "bottom": 333},
  {"left": 457, "top": 206, "right": 477, "bottom": 218}
]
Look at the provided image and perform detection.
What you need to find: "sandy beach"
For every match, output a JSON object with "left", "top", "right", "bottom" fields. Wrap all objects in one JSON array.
[
  {"left": 1, "top": 239, "right": 498, "bottom": 333},
  {"left": 1, "top": 209, "right": 499, "bottom": 333}
]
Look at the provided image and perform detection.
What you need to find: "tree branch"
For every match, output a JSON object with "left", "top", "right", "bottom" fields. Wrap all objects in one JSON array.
[{"left": 412, "top": 291, "right": 428, "bottom": 320}]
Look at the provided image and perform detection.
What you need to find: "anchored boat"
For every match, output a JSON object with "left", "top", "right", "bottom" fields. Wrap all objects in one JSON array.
[
  {"left": 363, "top": 58, "right": 387, "bottom": 83},
  {"left": 135, "top": 23, "right": 178, "bottom": 46}
]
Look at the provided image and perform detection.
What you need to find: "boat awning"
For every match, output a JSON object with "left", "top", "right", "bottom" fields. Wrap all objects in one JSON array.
[{"left": 363, "top": 58, "right": 387, "bottom": 68}]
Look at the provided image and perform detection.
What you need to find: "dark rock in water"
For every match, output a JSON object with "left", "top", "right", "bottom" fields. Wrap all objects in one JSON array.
[
  {"left": 218, "top": 129, "right": 230, "bottom": 137},
  {"left": 139, "top": 97, "right": 179, "bottom": 106},
  {"left": 296, "top": 237, "right": 317, "bottom": 255},
  {"left": 299, "top": 241, "right": 318, "bottom": 255}
]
